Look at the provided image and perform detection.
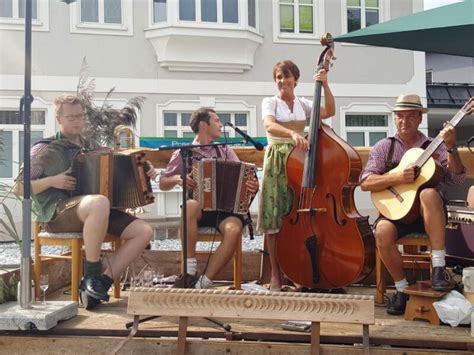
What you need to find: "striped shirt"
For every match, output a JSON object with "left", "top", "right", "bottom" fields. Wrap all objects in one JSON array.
[{"left": 360, "top": 132, "right": 466, "bottom": 187}]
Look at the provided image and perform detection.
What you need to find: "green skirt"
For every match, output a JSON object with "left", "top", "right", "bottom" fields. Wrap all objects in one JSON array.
[{"left": 256, "top": 142, "right": 294, "bottom": 234}]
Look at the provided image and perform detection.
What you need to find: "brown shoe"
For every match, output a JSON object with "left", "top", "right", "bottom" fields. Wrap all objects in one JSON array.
[
  {"left": 173, "top": 273, "right": 200, "bottom": 288},
  {"left": 431, "top": 266, "right": 453, "bottom": 292}
]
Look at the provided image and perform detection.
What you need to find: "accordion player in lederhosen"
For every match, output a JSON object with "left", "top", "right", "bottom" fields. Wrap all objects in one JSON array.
[
  {"left": 159, "top": 107, "right": 259, "bottom": 289},
  {"left": 28, "top": 95, "right": 156, "bottom": 310}
]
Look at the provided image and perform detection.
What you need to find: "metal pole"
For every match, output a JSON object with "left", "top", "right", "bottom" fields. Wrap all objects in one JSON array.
[{"left": 20, "top": 0, "right": 33, "bottom": 308}]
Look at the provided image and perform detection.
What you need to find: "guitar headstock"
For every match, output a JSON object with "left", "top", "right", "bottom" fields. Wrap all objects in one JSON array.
[
  {"left": 317, "top": 33, "right": 336, "bottom": 72},
  {"left": 461, "top": 97, "right": 474, "bottom": 115}
]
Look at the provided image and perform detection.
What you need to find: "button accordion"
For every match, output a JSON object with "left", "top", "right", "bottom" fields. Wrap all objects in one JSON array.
[
  {"left": 192, "top": 159, "right": 257, "bottom": 215},
  {"left": 72, "top": 149, "right": 154, "bottom": 209},
  {"left": 447, "top": 204, "right": 474, "bottom": 227}
]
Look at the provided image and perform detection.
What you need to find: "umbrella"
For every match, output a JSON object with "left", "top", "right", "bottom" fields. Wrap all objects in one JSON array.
[{"left": 333, "top": 0, "right": 474, "bottom": 57}]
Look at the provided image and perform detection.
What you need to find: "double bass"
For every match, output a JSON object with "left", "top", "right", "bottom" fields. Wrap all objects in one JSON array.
[{"left": 276, "top": 33, "right": 375, "bottom": 289}]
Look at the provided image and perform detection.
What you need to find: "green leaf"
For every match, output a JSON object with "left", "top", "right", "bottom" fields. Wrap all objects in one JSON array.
[
  {"left": 2, "top": 202, "right": 18, "bottom": 237},
  {"left": 0, "top": 217, "right": 20, "bottom": 245},
  {"left": 7, "top": 275, "right": 18, "bottom": 301},
  {"left": 0, "top": 278, "right": 7, "bottom": 304}
]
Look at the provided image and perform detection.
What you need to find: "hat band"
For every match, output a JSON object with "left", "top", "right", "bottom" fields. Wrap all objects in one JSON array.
[{"left": 395, "top": 101, "right": 423, "bottom": 109}]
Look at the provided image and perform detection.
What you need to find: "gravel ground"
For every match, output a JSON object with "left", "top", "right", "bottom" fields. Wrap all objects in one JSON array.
[{"left": 0, "top": 235, "right": 264, "bottom": 267}]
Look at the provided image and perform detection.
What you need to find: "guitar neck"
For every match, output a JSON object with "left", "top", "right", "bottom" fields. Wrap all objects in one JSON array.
[{"left": 416, "top": 109, "right": 466, "bottom": 167}]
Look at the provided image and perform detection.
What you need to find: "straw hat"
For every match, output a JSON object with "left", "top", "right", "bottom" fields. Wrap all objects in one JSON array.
[{"left": 392, "top": 94, "right": 429, "bottom": 113}]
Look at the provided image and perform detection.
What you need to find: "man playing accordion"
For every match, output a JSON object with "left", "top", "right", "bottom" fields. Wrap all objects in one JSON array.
[
  {"left": 29, "top": 95, "right": 156, "bottom": 309},
  {"left": 160, "top": 107, "right": 259, "bottom": 289}
]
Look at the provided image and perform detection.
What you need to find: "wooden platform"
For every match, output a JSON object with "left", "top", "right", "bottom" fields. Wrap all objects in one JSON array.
[{"left": 0, "top": 286, "right": 472, "bottom": 354}]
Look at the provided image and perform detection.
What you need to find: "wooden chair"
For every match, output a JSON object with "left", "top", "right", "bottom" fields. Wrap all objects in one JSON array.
[
  {"left": 180, "top": 227, "right": 242, "bottom": 290},
  {"left": 33, "top": 222, "right": 122, "bottom": 302},
  {"left": 375, "top": 233, "right": 431, "bottom": 304}
]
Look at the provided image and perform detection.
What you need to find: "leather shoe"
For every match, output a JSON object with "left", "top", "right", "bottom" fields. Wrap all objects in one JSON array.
[
  {"left": 387, "top": 291, "right": 409, "bottom": 315},
  {"left": 173, "top": 273, "right": 200, "bottom": 288},
  {"left": 431, "top": 266, "right": 452, "bottom": 291},
  {"left": 79, "top": 290, "right": 101, "bottom": 310},
  {"left": 79, "top": 275, "right": 110, "bottom": 301}
]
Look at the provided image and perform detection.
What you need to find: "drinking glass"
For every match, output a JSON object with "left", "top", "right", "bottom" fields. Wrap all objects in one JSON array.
[
  {"left": 143, "top": 270, "right": 153, "bottom": 287},
  {"left": 39, "top": 274, "right": 49, "bottom": 306}
]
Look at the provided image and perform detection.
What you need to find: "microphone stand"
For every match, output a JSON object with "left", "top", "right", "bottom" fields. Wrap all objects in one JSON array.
[{"left": 126, "top": 140, "right": 243, "bottom": 332}]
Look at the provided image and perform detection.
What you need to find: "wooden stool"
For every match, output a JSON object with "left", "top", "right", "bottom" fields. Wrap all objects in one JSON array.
[
  {"left": 180, "top": 227, "right": 242, "bottom": 290},
  {"left": 33, "top": 222, "right": 122, "bottom": 302},
  {"left": 375, "top": 233, "right": 431, "bottom": 304},
  {"left": 404, "top": 281, "right": 448, "bottom": 325}
]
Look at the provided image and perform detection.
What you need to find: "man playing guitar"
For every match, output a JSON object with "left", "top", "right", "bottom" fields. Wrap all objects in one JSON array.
[{"left": 360, "top": 94, "right": 469, "bottom": 315}]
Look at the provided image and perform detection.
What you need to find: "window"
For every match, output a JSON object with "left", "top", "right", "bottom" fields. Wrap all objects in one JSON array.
[
  {"left": 69, "top": 0, "right": 133, "bottom": 36},
  {"left": 347, "top": 0, "right": 379, "bottom": 33},
  {"left": 345, "top": 114, "right": 388, "bottom": 147},
  {"left": 0, "top": 0, "right": 48, "bottom": 31},
  {"left": 0, "top": 0, "right": 37, "bottom": 19},
  {"left": 179, "top": 0, "right": 239, "bottom": 24},
  {"left": 153, "top": 0, "right": 167, "bottom": 23},
  {"left": 248, "top": 0, "right": 256, "bottom": 28},
  {"left": 272, "top": 0, "right": 324, "bottom": 44},
  {"left": 80, "top": 0, "right": 121, "bottom": 24},
  {"left": 161, "top": 111, "right": 248, "bottom": 138},
  {"left": 279, "top": 0, "right": 313, "bottom": 34},
  {"left": 162, "top": 112, "right": 193, "bottom": 137},
  {"left": 0, "top": 110, "right": 46, "bottom": 179}
]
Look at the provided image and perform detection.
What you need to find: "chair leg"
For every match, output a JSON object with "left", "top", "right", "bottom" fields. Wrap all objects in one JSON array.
[
  {"left": 33, "top": 232, "right": 41, "bottom": 301},
  {"left": 71, "top": 239, "right": 81, "bottom": 302},
  {"left": 234, "top": 235, "right": 242, "bottom": 290},
  {"left": 375, "top": 249, "right": 386, "bottom": 305},
  {"left": 113, "top": 240, "right": 121, "bottom": 299}
]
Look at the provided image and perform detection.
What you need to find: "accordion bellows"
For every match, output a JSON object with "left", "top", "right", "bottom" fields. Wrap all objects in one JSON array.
[
  {"left": 192, "top": 159, "right": 257, "bottom": 215},
  {"left": 72, "top": 149, "right": 154, "bottom": 209}
]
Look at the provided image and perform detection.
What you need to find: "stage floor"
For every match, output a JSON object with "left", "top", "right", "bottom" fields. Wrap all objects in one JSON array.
[{"left": 1, "top": 285, "right": 473, "bottom": 354}]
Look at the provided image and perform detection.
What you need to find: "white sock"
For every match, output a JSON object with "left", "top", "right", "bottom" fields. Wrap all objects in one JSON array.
[
  {"left": 186, "top": 258, "right": 197, "bottom": 276},
  {"left": 431, "top": 249, "right": 446, "bottom": 268},
  {"left": 194, "top": 275, "right": 213, "bottom": 289},
  {"left": 394, "top": 278, "right": 409, "bottom": 293}
]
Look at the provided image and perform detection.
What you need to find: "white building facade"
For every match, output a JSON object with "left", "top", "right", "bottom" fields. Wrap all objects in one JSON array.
[{"left": 0, "top": 0, "right": 427, "bottom": 234}]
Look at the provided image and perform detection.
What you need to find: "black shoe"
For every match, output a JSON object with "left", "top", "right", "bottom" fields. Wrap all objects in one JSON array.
[
  {"left": 431, "top": 266, "right": 453, "bottom": 291},
  {"left": 173, "top": 273, "right": 200, "bottom": 288},
  {"left": 79, "top": 290, "right": 102, "bottom": 310},
  {"left": 79, "top": 275, "right": 110, "bottom": 301},
  {"left": 387, "top": 291, "right": 409, "bottom": 315}
]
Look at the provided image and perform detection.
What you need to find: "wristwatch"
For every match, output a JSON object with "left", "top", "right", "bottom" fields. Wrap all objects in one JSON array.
[{"left": 447, "top": 146, "right": 458, "bottom": 154}]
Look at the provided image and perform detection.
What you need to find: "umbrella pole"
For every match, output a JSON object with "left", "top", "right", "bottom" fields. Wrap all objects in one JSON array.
[{"left": 20, "top": 0, "right": 33, "bottom": 309}]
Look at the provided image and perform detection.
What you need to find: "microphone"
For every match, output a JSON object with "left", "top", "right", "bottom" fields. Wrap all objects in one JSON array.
[{"left": 227, "top": 122, "right": 264, "bottom": 151}]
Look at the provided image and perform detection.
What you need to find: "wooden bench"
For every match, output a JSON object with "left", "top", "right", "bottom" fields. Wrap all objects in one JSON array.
[{"left": 127, "top": 288, "right": 374, "bottom": 355}]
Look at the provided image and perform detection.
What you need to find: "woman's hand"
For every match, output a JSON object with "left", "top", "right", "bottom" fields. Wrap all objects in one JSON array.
[
  {"left": 291, "top": 131, "right": 309, "bottom": 150},
  {"left": 313, "top": 69, "right": 329, "bottom": 83}
]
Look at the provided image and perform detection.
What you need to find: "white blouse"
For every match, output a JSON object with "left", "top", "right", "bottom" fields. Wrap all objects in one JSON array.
[{"left": 261, "top": 96, "right": 313, "bottom": 123}]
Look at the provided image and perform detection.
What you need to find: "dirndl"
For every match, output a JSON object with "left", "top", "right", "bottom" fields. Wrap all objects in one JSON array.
[{"left": 256, "top": 142, "right": 294, "bottom": 234}]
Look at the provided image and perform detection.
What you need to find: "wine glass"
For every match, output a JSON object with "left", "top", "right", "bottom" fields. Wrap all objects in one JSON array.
[
  {"left": 143, "top": 270, "right": 153, "bottom": 288},
  {"left": 39, "top": 274, "right": 49, "bottom": 306}
]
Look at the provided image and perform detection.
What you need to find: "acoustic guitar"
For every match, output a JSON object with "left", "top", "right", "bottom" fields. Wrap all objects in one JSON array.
[{"left": 372, "top": 98, "right": 474, "bottom": 223}]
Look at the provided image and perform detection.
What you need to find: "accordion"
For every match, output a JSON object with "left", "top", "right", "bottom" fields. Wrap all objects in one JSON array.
[
  {"left": 192, "top": 159, "right": 257, "bottom": 215},
  {"left": 72, "top": 149, "right": 154, "bottom": 209}
]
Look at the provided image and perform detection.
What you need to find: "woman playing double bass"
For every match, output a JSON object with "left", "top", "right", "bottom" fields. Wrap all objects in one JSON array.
[{"left": 256, "top": 60, "right": 335, "bottom": 291}]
